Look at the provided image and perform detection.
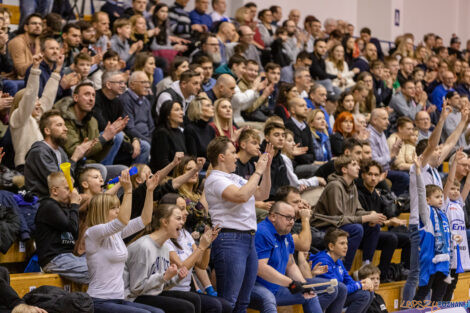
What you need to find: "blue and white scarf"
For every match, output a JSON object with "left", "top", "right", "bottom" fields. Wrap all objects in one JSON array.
[{"left": 430, "top": 206, "right": 451, "bottom": 264}]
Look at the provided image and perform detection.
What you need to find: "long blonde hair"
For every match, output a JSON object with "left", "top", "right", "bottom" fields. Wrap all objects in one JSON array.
[
  {"left": 213, "top": 98, "right": 234, "bottom": 139},
  {"left": 327, "top": 44, "right": 345, "bottom": 72},
  {"left": 86, "top": 194, "right": 121, "bottom": 227},
  {"left": 130, "top": 15, "right": 149, "bottom": 44}
]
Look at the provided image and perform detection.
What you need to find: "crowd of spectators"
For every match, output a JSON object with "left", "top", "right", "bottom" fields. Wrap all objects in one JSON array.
[{"left": 1, "top": 0, "right": 470, "bottom": 312}]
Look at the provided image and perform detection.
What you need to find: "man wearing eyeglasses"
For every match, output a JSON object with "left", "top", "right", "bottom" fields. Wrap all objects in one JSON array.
[
  {"left": 227, "top": 25, "right": 263, "bottom": 71},
  {"left": 249, "top": 201, "right": 325, "bottom": 313},
  {"left": 8, "top": 13, "right": 42, "bottom": 79}
]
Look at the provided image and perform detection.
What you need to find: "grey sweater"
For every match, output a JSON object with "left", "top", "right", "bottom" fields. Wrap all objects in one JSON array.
[{"left": 124, "top": 235, "right": 179, "bottom": 301}]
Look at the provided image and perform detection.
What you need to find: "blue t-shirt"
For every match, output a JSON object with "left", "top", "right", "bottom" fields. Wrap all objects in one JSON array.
[{"left": 255, "top": 218, "right": 295, "bottom": 294}]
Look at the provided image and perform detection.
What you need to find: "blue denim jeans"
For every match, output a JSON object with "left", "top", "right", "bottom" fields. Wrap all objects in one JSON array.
[
  {"left": 249, "top": 281, "right": 322, "bottom": 313},
  {"left": 20, "top": 0, "right": 53, "bottom": 25},
  {"left": 133, "top": 139, "right": 151, "bottom": 164},
  {"left": 402, "top": 224, "right": 420, "bottom": 305},
  {"left": 92, "top": 298, "right": 164, "bottom": 313},
  {"left": 344, "top": 288, "right": 373, "bottom": 313},
  {"left": 387, "top": 170, "right": 410, "bottom": 196},
  {"left": 211, "top": 232, "right": 258, "bottom": 313},
  {"left": 42, "top": 253, "right": 89, "bottom": 284},
  {"left": 101, "top": 132, "right": 124, "bottom": 165}
]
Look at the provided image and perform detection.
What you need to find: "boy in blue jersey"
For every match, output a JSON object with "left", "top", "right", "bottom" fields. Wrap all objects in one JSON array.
[
  {"left": 413, "top": 156, "right": 462, "bottom": 302},
  {"left": 310, "top": 228, "right": 374, "bottom": 313}
]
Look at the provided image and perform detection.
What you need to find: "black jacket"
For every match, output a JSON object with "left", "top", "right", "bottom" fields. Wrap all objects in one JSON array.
[
  {"left": 184, "top": 119, "right": 216, "bottom": 159},
  {"left": 310, "top": 52, "right": 336, "bottom": 81},
  {"left": 285, "top": 118, "right": 315, "bottom": 165},
  {"left": 366, "top": 293, "right": 388, "bottom": 313},
  {"left": 23, "top": 285, "right": 93, "bottom": 313},
  {"left": 0, "top": 266, "right": 24, "bottom": 311},
  {"left": 0, "top": 202, "right": 20, "bottom": 254},
  {"left": 150, "top": 126, "right": 187, "bottom": 172}
]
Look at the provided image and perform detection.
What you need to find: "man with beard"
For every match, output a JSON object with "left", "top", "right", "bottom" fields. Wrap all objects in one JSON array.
[
  {"left": 24, "top": 37, "right": 78, "bottom": 100},
  {"left": 77, "top": 21, "right": 102, "bottom": 75},
  {"left": 62, "top": 23, "right": 82, "bottom": 69},
  {"left": 8, "top": 13, "right": 42, "bottom": 79},
  {"left": 24, "top": 110, "right": 97, "bottom": 197},
  {"left": 192, "top": 33, "right": 223, "bottom": 68},
  {"left": 352, "top": 42, "right": 378, "bottom": 74},
  {"left": 227, "top": 25, "right": 263, "bottom": 70},
  {"left": 283, "top": 19, "right": 305, "bottom": 63}
]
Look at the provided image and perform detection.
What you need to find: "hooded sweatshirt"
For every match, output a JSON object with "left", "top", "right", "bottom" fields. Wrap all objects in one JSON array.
[
  {"left": 310, "top": 250, "right": 362, "bottom": 294},
  {"left": 312, "top": 173, "right": 369, "bottom": 228}
]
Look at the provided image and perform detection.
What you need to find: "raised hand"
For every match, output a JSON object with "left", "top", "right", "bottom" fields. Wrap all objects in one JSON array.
[
  {"left": 299, "top": 208, "right": 311, "bottom": 220},
  {"left": 32, "top": 53, "right": 43, "bottom": 68},
  {"left": 440, "top": 99, "right": 453, "bottom": 120},
  {"left": 172, "top": 152, "right": 185, "bottom": 165},
  {"left": 55, "top": 54, "right": 65, "bottom": 72},
  {"left": 146, "top": 172, "right": 160, "bottom": 191},
  {"left": 195, "top": 157, "right": 206, "bottom": 171},
  {"left": 120, "top": 169, "right": 132, "bottom": 193},
  {"left": 255, "top": 152, "right": 270, "bottom": 174}
]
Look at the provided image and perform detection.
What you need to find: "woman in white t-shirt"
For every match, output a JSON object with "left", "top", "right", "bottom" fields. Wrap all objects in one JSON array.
[{"left": 204, "top": 136, "right": 272, "bottom": 311}]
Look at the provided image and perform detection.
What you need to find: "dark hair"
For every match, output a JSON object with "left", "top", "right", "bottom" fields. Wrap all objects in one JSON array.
[
  {"left": 416, "top": 139, "right": 428, "bottom": 156},
  {"left": 324, "top": 227, "right": 349, "bottom": 251},
  {"left": 275, "top": 26, "right": 287, "bottom": 36},
  {"left": 39, "top": 109, "right": 62, "bottom": 137},
  {"left": 358, "top": 264, "right": 380, "bottom": 280},
  {"left": 207, "top": 136, "right": 232, "bottom": 166},
  {"left": 238, "top": 128, "right": 260, "bottom": 146},
  {"left": 343, "top": 137, "right": 362, "bottom": 153},
  {"left": 426, "top": 184, "right": 443, "bottom": 197},
  {"left": 446, "top": 90, "right": 459, "bottom": 99},
  {"left": 360, "top": 27, "right": 371, "bottom": 35},
  {"left": 258, "top": 9, "right": 269, "bottom": 20},
  {"left": 103, "top": 49, "right": 119, "bottom": 60},
  {"left": 314, "top": 39, "right": 326, "bottom": 46},
  {"left": 63, "top": 23, "right": 80, "bottom": 34},
  {"left": 169, "top": 56, "right": 189, "bottom": 81},
  {"left": 76, "top": 20, "right": 93, "bottom": 32},
  {"left": 45, "top": 13, "right": 63, "bottom": 33},
  {"left": 296, "top": 51, "right": 311, "bottom": 62},
  {"left": 270, "top": 5, "right": 281, "bottom": 14},
  {"left": 180, "top": 70, "right": 200, "bottom": 83},
  {"left": 228, "top": 54, "right": 247, "bottom": 69},
  {"left": 244, "top": 2, "right": 257, "bottom": 8},
  {"left": 396, "top": 116, "right": 413, "bottom": 129},
  {"left": 133, "top": 52, "right": 154, "bottom": 71},
  {"left": 151, "top": 3, "right": 169, "bottom": 46},
  {"left": 265, "top": 62, "right": 281, "bottom": 72},
  {"left": 273, "top": 186, "right": 300, "bottom": 202},
  {"left": 159, "top": 193, "right": 181, "bottom": 205},
  {"left": 73, "top": 52, "right": 92, "bottom": 65},
  {"left": 73, "top": 82, "right": 94, "bottom": 95},
  {"left": 40, "top": 37, "right": 58, "bottom": 51},
  {"left": 157, "top": 101, "right": 182, "bottom": 130},
  {"left": 361, "top": 160, "right": 383, "bottom": 174},
  {"left": 196, "top": 55, "right": 213, "bottom": 65},
  {"left": 264, "top": 122, "right": 285, "bottom": 137},
  {"left": 21, "top": 13, "right": 43, "bottom": 34},
  {"left": 276, "top": 82, "right": 295, "bottom": 105}
]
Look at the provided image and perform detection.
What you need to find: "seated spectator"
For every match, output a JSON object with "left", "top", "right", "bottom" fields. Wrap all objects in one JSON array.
[
  {"left": 358, "top": 265, "right": 388, "bottom": 313},
  {"left": 309, "top": 39, "right": 341, "bottom": 96},
  {"left": 184, "top": 96, "right": 216, "bottom": 159},
  {"left": 282, "top": 129, "right": 326, "bottom": 190},
  {"left": 91, "top": 12, "right": 111, "bottom": 53},
  {"left": 414, "top": 80, "right": 437, "bottom": 126},
  {"left": 129, "top": 15, "right": 151, "bottom": 53},
  {"left": 156, "top": 70, "right": 201, "bottom": 114},
  {"left": 0, "top": 18, "right": 13, "bottom": 79},
  {"left": 310, "top": 228, "right": 374, "bottom": 313},
  {"left": 198, "top": 55, "right": 216, "bottom": 92},
  {"left": 210, "top": 98, "right": 240, "bottom": 143},
  {"left": 353, "top": 113, "right": 370, "bottom": 142},
  {"left": 367, "top": 108, "right": 409, "bottom": 196},
  {"left": 356, "top": 72, "right": 376, "bottom": 115},
  {"left": 312, "top": 155, "right": 386, "bottom": 270},
  {"left": 285, "top": 98, "right": 318, "bottom": 178},
  {"left": 55, "top": 82, "right": 128, "bottom": 180},
  {"left": 258, "top": 9, "right": 276, "bottom": 47},
  {"left": 133, "top": 52, "right": 161, "bottom": 104},
  {"left": 352, "top": 42, "right": 378, "bottom": 74},
  {"left": 215, "top": 22, "right": 237, "bottom": 66},
  {"left": 390, "top": 80, "right": 421, "bottom": 120},
  {"left": 280, "top": 51, "right": 312, "bottom": 84},
  {"left": 227, "top": 26, "right": 263, "bottom": 70},
  {"left": 304, "top": 17, "right": 324, "bottom": 54},
  {"left": 387, "top": 117, "right": 416, "bottom": 171},
  {"left": 325, "top": 44, "right": 357, "bottom": 91},
  {"left": 456, "top": 68, "right": 470, "bottom": 99},
  {"left": 206, "top": 74, "right": 237, "bottom": 104},
  {"left": 61, "top": 23, "right": 82, "bottom": 69},
  {"left": 235, "top": 128, "right": 259, "bottom": 180},
  {"left": 0, "top": 266, "right": 47, "bottom": 313},
  {"left": 69, "top": 52, "right": 93, "bottom": 90},
  {"left": 156, "top": 56, "right": 189, "bottom": 95},
  {"left": 85, "top": 171, "right": 160, "bottom": 313},
  {"left": 24, "top": 109, "right": 95, "bottom": 197},
  {"left": 294, "top": 67, "right": 312, "bottom": 99},
  {"left": 274, "top": 82, "right": 298, "bottom": 124},
  {"left": 331, "top": 112, "right": 355, "bottom": 157},
  {"left": 151, "top": 101, "right": 186, "bottom": 171},
  {"left": 10, "top": 54, "right": 60, "bottom": 172},
  {"left": 369, "top": 60, "right": 392, "bottom": 107},
  {"left": 442, "top": 91, "right": 469, "bottom": 149},
  {"left": 169, "top": 0, "right": 196, "bottom": 41},
  {"left": 35, "top": 171, "right": 89, "bottom": 284},
  {"left": 396, "top": 57, "right": 414, "bottom": 86},
  {"left": 192, "top": 33, "right": 223, "bottom": 69},
  {"left": 124, "top": 0, "right": 150, "bottom": 19},
  {"left": 249, "top": 201, "right": 326, "bottom": 313},
  {"left": 283, "top": 19, "right": 306, "bottom": 64},
  {"left": 350, "top": 83, "right": 369, "bottom": 118},
  {"left": 357, "top": 161, "right": 410, "bottom": 282},
  {"left": 307, "top": 109, "right": 332, "bottom": 163},
  {"left": 270, "top": 5, "right": 282, "bottom": 27},
  {"left": 335, "top": 91, "right": 357, "bottom": 118},
  {"left": 89, "top": 49, "right": 121, "bottom": 90},
  {"left": 306, "top": 84, "right": 333, "bottom": 133},
  {"left": 415, "top": 111, "right": 432, "bottom": 141},
  {"left": 359, "top": 27, "right": 384, "bottom": 60},
  {"left": 189, "top": 0, "right": 212, "bottom": 32},
  {"left": 111, "top": 18, "right": 143, "bottom": 69},
  {"left": 8, "top": 13, "right": 42, "bottom": 79},
  {"left": 210, "top": 0, "right": 229, "bottom": 23},
  {"left": 430, "top": 71, "right": 455, "bottom": 112}
]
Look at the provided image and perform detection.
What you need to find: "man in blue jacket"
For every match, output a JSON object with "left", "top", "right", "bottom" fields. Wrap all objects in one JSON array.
[
  {"left": 249, "top": 201, "right": 345, "bottom": 313},
  {"left": 310, "top": 228, "right": 374, "bottom": 313}
]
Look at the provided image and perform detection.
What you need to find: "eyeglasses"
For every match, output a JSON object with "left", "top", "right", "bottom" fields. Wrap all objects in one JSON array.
[
  {"left": 134, "top": 81, "right": 151, "bottom": 85},
  {"left": 275, "top": 212, "right": 296, "bottom": 222},
  {"left": 109, "top": 81, "right": 126, "bottom": 85}
]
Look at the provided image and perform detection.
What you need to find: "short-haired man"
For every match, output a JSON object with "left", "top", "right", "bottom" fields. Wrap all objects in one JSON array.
[
  {"left": 352, "top": 42, "right": 378, "bottom": 74},
  {"left": 415, "top": 111, "right": 432, "bottom": 141},
  {"left": 55, "top": 82, "right": 128, "bottom": 180},
  {"left": 441, "top": 91, "right": 470, "bottom": 149},
  {"left": 210, "top": 0, "right": 229, "bottom": 23},
  {"left": 359, "top": 27, "right": 384, "bottom": 61},
  {"left": 390, "top": 80, "right": 421, "bottom": 119},
  {"left": 309, "top": 39, "right": 340, "bottom": 96},
  {"left": 123, "top": 0, "right": 149, "bottom": 19},
  {"left": 357, "top": 160, "right": 410, "bottom": 282},
  {"left": 206, "top": 73, "right": 237, "bottom": 103},
  {"left": 25, "top": 110, "right": 95, "bottom": 197},
  {"left": 197, "top": 55, "right": 216, "bottom": 91},
  {"left": 8, "top": 13, "right": 42, "bottom": 78},
  {"left": 294, "top": 67, "right": 312, "bottom": 98},
  {"left": 169, "top": 0, "right": 197, "bottom": 41},
  {"left": 281, "top": 51, "right": 312, "bottom": 83},
  {"left": 269, "top": 5, "right": 282, "bottom": 27},
  {"left": 249, "top": 201, "right": 332, "bottom": 313},
  {"left": 156, "top": 69, "right": 202, "bottom": 114},
  {"left": 189, "top": 0, "right": 212, "bottom": 32},
  {"left": 397, "top": 57, "right": 414, "bottom": 86},
  {"left": 91, "top": 12, "right": 111, "bottom": 52},
  {"left": 430, "top": 70, "right": 456, "bottom": 112},
  {"left": 369, "top": 60, "right": 392, "bottom": 106},
  {"left": 120, "top": 71, "right": 154, "bottom": 163},
  {"left": 62, "top": 23, "right": 82, "bottom": 68},
  {"left": 227, "top": 25, "right": 263, "bottom": 70},
  {"left": 35, "top": 172, "right": 89, "bottom": 284},
  {"left": 367, "top": 108, "right": 409, "bottom": 196},
  {"left": 313, "top": 155, "right": 386, "bottom": 271},
  {"left": 216, "top": 21, "right": 237, "bottom": 65},
  {"left": 310, "top": 228, "right": 374, "bottom": 313}
]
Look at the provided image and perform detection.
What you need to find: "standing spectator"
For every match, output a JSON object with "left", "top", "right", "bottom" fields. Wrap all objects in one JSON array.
[
  {"left": 8, "top": 13, "right": 42, "bottom": 79},
  {"left": 150, "top": 101, "right": 186, "bottom": 172},
  {"left": 19, "top": 0, "right": 52, "bottom": 27},
  {"left": 205, "top": 136, "right": 271, "bottom": 311},
  {"left": 190, "top": 0, "right": 212, "bottom": 32}
]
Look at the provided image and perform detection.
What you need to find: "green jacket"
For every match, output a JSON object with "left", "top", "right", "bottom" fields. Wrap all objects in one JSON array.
[{"left": 54, "top": 97, "right": 112, "bottom": 163}]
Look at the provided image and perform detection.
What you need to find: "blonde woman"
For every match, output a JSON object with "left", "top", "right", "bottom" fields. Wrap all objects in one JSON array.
[
  {"left": 209, "top": 98, "right": 242, "bottom": 144},
  {"left": 85, "top": 169, "right": 160, "bottom": 313},
  {"left": 307, "top": 109, "right": 332, "bottom": 162},
  {"left": 325, "top": 44, "right": 358, "bottom": 91},
  {"left": 130, "top": 14, "right": 150, "bottom": 51},
  {"left": 185, "top": 96, "right": 215, "bottom": 159}
]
